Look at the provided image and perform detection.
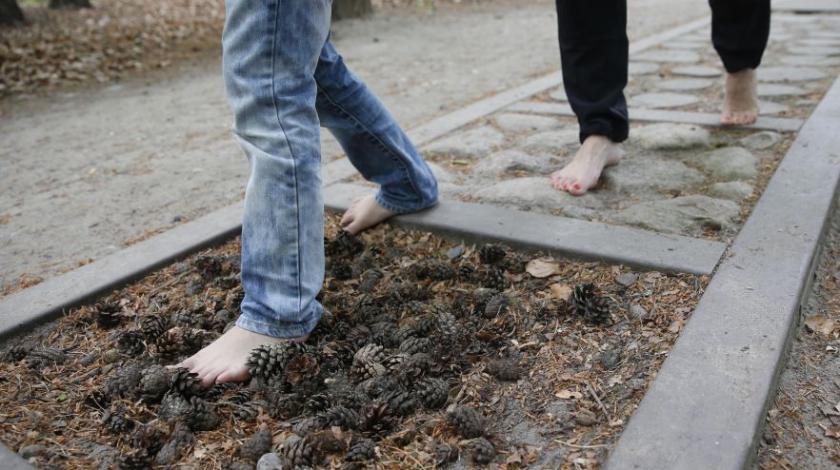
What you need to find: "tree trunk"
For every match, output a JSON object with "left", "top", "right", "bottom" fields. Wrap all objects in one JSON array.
[
  {"left": 0, "top": 0, "right": 24, "bottom": 26},
  {"left": 332, "top": 0, "right": 372, "bottom": 20},
  {"left": 49, "top": 0, "right": 92, "bottom": 10}
]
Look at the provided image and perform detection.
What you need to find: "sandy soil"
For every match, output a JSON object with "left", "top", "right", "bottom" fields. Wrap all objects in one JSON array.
[{"left": 0, "top": 0, "right": 708, "bottom": 296}]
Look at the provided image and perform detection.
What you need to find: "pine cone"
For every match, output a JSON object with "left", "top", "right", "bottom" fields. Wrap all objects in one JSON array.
[
  {"left": 384, "top": 353, "right": 410, "bottom": 373},
  {"left": 140, "top": 315, "right": 166, "bottom": 340},
  {"left": 358, "top": 401, "right": 393, "bottom": 435},
  {"left": 155, "top": 326, "right": 187, "bottom": 356},
  {"left": 169, "top": 367, "right": 203, "bottom": 398},
  {"left": 117, "top": 330, "right": 145, "bottom": 356},
  {"left": 153, "top": 422, "right": 192, "bottom": 466},
  {"left": 4, "top": 345, "right": 29, "bottom": 362},
  {"left": 486, "top": 358, "right": 521, "bottom": 382},
  {"left": 430, "top": 440, "right": 458, "bottom": 466},
  {"left": 284, "top": 353, "right": 320, "bottom": 386},
  {"left": 247, "top": 343, "right": 293, "bottom": 379},
  {"left": 228, "top": 389, "right": 253, "bottom": 405},
  {"left": 467, "top": 437, "right": 496, "bottom": 465},
  {"left": 358, "top": 269, "right": 384, "bottom": 293},
  {"left": 321, "top": 405, "right": 360, "bottom": 430},
  {"left": 398, "top": 337, "right": 431, "bottom": 355},
  {"left": 95, "top": 301, "right": 123, "bottom": 328},
  {"left": 383, "top": 390, "right": 418, "bottom": 417},
  {"left": 84, "top": 389, "right": 111, "bottom": 410},
  {"left": 232, "top": 401, "right": 262, "bottom": 422},
  {"left": 119, "top": 450, "right": 152, "bottom": 470},
  {"left": 293, "top": 415, "right": 327, "bottom": 436},
  {"left": 398, "top": 352, "right": 432, "bottom": 384},
  {"left": 447, "top": 405, "right": 485, "bottom": 438},
  {"left": 416, "top": 377, "right": 449, "bottom": 409},
  {"left": 458, "top": 263, "right": 476, "bottom": 281},
  {"left": 330, "top": 261, "right": 354, "bottom": 280},
  {"left": 240, "top": 428, "right": 272, "bottom": 462},
  {"left": 139, "top": 365, "right": 171, "bottom": 403},
  {"left": 25, "top": 347, "right": 66, "bottom": 369},
  {"left": 476, "top": 266, "right": 506, "bottom": 290},
  {"left": 351, "top": 344, "right": 386, "bottom": 380},
  {"left": 325, "top": 231, "right": 364, "bottom": 258},
  {"left": 501, "top": 252, "right": 527, "bottom": 274},
  {"left": 281, "top": 435, "right": 314, "bottom": 468},
  {"left": 357, "top": 374, "right": 401, "bottom": 399},
  {"left": 131, "top": 423, "right": 167, "bottom": 458},
  {"left": 436, "top": 311, "right": 459, "bottom": 337},
  {"left": 483, "top": 293, "right": 510, "bottom": 318},
  {"left": 572, "top": 284, "right": 611, "bottom": 325},
  {"left": 159, "top": 391, "right": 192, "bottom": 421},
  {"left": 267, "top": 392, "right": 303, "bottom": 420},
  {"left": 413, "top": 260, "right": 455, "bottom": 281},
  {"left": 478, "top": 244, "right": 506, "bottom": 265},
  {"left": 345, "top": 438, "right": 376, "bottom": 462},
  {"left": 103, "top": 407, "right": 135, "bottom": 434},
  {"left": 186, "top": 397, "right": 220, "bottom": 431},
  {"left": 105, "top": 365, "right": 142, "bottom": 398},
  {"left": 368, "top": 321, "right": 395, "bottom": 347}
]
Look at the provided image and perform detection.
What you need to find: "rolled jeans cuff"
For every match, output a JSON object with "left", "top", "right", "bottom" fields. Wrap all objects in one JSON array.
[
  {"left": 375, "top": 190, "right": 438, "bottom": 215},
  {"left": 235, "top": 307, "right": 322, "bottom": 339}
]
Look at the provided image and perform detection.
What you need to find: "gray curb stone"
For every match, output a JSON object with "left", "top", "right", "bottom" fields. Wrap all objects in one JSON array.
[
  {"left": 0, "top": 444, "right": 32, "bottom": 470},
  {"left": 0, "top": 203, "right": 243, "bottom": 341},
  {"left": 323, "top": 183, "right": 726, "bottom": 275},
  {"left": 507, "top": 101, "right": 804, "bottom": 132},
  {"left": 605, "top": 75, "right": 840, "bottom": 470},
  {"left": 774, "top": 0, "right": 840, "bottom": 12}
]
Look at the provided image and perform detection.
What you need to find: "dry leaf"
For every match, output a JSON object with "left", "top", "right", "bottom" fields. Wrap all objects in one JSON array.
[
  {"left": 555, "top": 389, "right": 583, "bottom": 400},
  {"left": 527, "top": 258, "right": 559, "bottom": 278},
  {"left": 804, "top": 315, "right": 836, "bottom": 336},
  {"left": 549, "top": 283, "right": 572, "bottom": 301}
]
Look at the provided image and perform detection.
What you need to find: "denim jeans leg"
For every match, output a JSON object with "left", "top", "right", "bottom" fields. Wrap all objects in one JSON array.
[
  {"left": 222, "top": 0, "right": 331, "bottom": 338},
  {"left": 314, "top": 40, "right": 438, "bottom": 214}
]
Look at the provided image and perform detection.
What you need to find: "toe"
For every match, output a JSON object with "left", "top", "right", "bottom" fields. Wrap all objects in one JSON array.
[
  {"left": 340, "top": 210, "right": 354, "bottom": 227},
  {"left": 216, "top": 366, "right": 250, "bottom": 385}
]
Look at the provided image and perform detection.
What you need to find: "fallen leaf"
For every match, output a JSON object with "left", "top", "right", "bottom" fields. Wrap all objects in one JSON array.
[
  {"left": 527, "top": 258, "right": 560, "bottom": 278},
  {"left": 549, "top": 283, "right": 572, "bottom": 301},
  {"left": 555, "top": 389, "right": 583, "bottom": 400},
  {"left": 804, "top": 315, "right": 836, "bottom": 336}
]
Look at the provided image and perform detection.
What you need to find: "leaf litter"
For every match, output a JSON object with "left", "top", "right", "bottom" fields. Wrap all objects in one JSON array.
[{"left": 0, "top": 216, "right": 706, "bottom": 469}]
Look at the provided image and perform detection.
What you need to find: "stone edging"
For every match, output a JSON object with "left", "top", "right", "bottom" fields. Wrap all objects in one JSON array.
[
  {"left": 323, "top": 183, "right": 727, "bottom": 275},
  {"left": 508, "top": 101, "right": 805, "bottom": 132},
  {"left": 605, "top": 75, "right": 840, "bottom": 470}
]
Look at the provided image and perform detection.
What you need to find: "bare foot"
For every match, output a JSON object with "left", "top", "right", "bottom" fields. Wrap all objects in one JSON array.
[
  {"left": 176, "top": 326, "right": 297, "bottom": 387},
  {"left": 340, "top": 195, "right": 395, "bottom": 235},
  {"left": 550, "top": 135, "right": 624, "bottom": 196},
  {"left": 721, "top": 68, "right": 759, "bottom": 125}
]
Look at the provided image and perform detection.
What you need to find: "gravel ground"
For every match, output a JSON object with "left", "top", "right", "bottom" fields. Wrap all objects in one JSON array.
[
  {"left": 0, "top": 0, "right": 708, "bottom": 297},
  {"left": 0, "top": 216, "right": 707, "bottom": 469},
  {"left": 754, "top": 198, "right": 840, "bottom": 469}
]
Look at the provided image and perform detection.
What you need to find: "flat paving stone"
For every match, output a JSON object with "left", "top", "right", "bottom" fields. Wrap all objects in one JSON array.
[
  {"left": 629, "top": 62, "right": 661, "bottom": 75},
  {"left": 426, "top": 161, "right": 457, "bottom": 184},
  {"left": 709, "top": 181, "right": 754, "bottom": 201},
  {"left": 494, "top": 113, "right": 559, "bottom": 133},
  {"left": 796, "top": 38, "right": 840, "bottom": 47},
  {"left": 630, "top": 123, "right": 711, "bottom": 150},
  {"left": 521, "top": 129, "right": 579, "bottom": 154},
  {"left": 671, "top": 65, "right": 722, "bottom": 78},
  {"left": 472, "top": 149, "right": 559, "bottom": 177},
  {"left": 759, "top": 66, "right": 827, "bottom": 83},
  {"left": 758, "top": 100, "right": 789, "bottom": 116},
  {"left": 549, "top": 87, "right": 568, "bottom": 101},
  {"left": 609, "top": 195, "right": 740, "bottom": 235},
  {"left": 696, "top": 146, "right": 758, "bottom": 181},
  {"left": 779, "top": 55, "right": 840, "bottom": 66},
  {"left": 472, "top": 176, "right": 603, "bottom": 214},
  {"left": 635, "top": 49, "right": 701, "bottom": 63},
  {"left": 603, "top": 156, "right": 705, "bottom": 194},
  {"left": 740, "top": 130, "right": 782, "bottom": 150},
  {"left": 424, "top": 125, "right": 506, "bottom": 159},
  {"left": 656, "top": 78, "right": 715, "bottom": 91},
  {"left": 785, "top": 45, "right": 840, "bottom": 56},
  {"left": 662, "top": 40, "right": 707, "bottom": 49},
  {"left": 757, "top": 83, "right": 809, "bottom": 97},
  {"left": 631, "top": 92, "right": 699, "bottom": 108}
]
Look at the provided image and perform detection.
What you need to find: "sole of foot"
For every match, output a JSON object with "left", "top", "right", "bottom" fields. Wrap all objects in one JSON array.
[
  {"left": 550, "top": 135, "right": 624, "bottom": 196},
  {"left": 340, "top": 194, "right": 396, "bottom": 235},
  {"left": 175, "top": 326, "right": 305, "bottom": 387},
  {"left": 721, "top": 68, "right": 759, "bottom": 126}
]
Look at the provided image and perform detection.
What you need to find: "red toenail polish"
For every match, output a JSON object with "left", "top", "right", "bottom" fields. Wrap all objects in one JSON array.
[{"left": 573, "top": 184, "right": 581, "bottom": 190}]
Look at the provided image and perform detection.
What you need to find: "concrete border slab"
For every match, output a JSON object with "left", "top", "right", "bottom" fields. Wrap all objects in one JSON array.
[
  {"left": 0, "top": 444, "right": 32, "bottom": 470},
  {"left": 0, "top": 203, "right": 243, "bottom": 341},
  {"left": 605, "top": 75, "right": 840, "bottom": 470},
  {"left": 774, "top": 0, "right": 840, "bottom": 12},
  {"left": 508, "top": 101, "right": 804, "bottom": 132},
  {"left": 323, "top": 183, "right": 726, "bottom": 275}
]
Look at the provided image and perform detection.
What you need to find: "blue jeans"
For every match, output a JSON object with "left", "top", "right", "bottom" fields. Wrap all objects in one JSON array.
[{"left": 223, "top": 0, "right": 438, "bottom": 338}]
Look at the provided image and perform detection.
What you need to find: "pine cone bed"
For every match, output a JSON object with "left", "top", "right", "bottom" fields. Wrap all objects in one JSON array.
[{"left": 0, "top": 216, "right": 703, "bottom": 469}]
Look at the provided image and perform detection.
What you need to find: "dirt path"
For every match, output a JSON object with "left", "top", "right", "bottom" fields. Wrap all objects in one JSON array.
[{"left": 0, "top": 0, "right": 707, "bottom": 295}]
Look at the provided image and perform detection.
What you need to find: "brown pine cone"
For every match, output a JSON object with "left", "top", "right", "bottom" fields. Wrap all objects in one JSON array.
[{"left": 447, "top": 405, "right": 485, "bottom": 439}]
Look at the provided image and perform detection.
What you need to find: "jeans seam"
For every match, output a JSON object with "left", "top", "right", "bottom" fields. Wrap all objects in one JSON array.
[
  {"left": 269, "top": 0, "right": 303, "bottom": 317},
  {"left": 315, "top": 83, "right": 424, "bottom": 200}
]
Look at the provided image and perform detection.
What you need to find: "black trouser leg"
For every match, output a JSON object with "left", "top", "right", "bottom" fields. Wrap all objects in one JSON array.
[
  {"left": 709, "top": 0, "right": 771, "bottom": 73},
  {"left": 555, "top": 0, "right": 629, "bottom": 144}
]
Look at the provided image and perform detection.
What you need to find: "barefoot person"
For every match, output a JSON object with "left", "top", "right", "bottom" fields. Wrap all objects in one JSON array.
[
  {"left": 551, "top": 0, "right": 770, "bottom": 196},
  {"left": 178, "top": 1, "right": 438, "bottom": 386}
]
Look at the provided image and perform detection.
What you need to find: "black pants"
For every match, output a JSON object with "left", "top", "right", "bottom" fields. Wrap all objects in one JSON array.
[{"left": 556, "top": 0, "right": 771, "bottom": 143}]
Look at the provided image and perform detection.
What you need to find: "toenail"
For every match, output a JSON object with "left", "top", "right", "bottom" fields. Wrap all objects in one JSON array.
[{"left": 573, "top": 184, "right": 581, "bottom": 190}]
